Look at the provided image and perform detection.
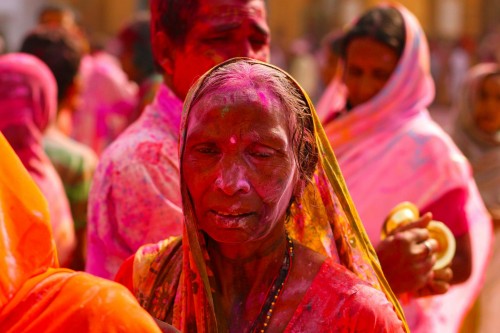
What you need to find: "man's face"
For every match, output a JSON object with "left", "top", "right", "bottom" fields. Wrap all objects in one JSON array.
[{"left": 159, "top": 0, "right": 270, "bottom": 99}]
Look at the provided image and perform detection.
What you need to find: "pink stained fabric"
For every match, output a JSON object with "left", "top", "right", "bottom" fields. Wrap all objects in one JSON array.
[
  {"left": 285, "top": 259, "right": 403, "bottom": 332},
  {"left": 317, "top": 3, "right": 493, "bottom": 333},
  {"left": 86, "top": 84, "right": 184, "bottom": 279},
  {"left": 0, "top": 53, "right": 75, "bottom": 267},
  {"left": 72, "top": 52, "right": 139, "bottom": 156},
  {"left": 117, "top": 251, "right": 404, "bottom": 332}
]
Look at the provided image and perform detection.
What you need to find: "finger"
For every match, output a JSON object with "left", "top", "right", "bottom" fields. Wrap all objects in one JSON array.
[
  {"left": 405, "top": 259, "right": 436, "bottom": 289},
  {"left": 414, "top": 238, "right": 439, "bottom": 261},
  {"left": 393, "top": 227, "right": 430, "bottom": 245},
  {"left": 428, "top": 279, "right": 450, "bottom": 295},
  {"left": 414, "top": 286, "right": 433, "bottom": 298},
  {"left": 412, "top": 255, "right": 437, "bottom": 277},
  {"left": 432, "top": 267, "right": 453, "bottom": 282},
  {"left": 392, "top": 212, "right": 433, "bottom": 233},
  {"left": 415, "top": 280, "right": 450, "bottom": 297}
]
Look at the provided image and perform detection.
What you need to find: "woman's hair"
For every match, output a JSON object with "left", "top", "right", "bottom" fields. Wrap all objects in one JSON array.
[
  {"left": 341, "top": 6, "right": 406, "bottom": 58},
  {"left": 189, "top": 61, "right": 318, "bottom": 183},
  {"left": 20, "top": 27, "right": 82, "bottom": 103},
  {"left": 114, "top": 13, "right": 156, "bottom": 82},
  {"left": 150, "top": 0, "right": 199, "bottom": 48}
]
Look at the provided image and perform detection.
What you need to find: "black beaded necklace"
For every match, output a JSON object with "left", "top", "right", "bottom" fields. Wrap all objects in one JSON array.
[{"left": 249, "top": 235, "right": 294, "bottom": 333}]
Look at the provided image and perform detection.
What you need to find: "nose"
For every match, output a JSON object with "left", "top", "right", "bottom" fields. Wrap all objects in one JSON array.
[
  {"left": 215, "top": 159, "right": 251, "bottom": 196},
  {"left": 357, "top": 76, "right": 379, "bottom": 103}
]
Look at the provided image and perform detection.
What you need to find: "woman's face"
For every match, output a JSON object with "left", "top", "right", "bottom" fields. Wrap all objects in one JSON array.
[
  {"left": 182, "top": 87, "right": 298, "bottom": 244},
  {"left": 474, "top": 74, "right": 500, "bottom": 133},
  {"left": 343, "top": 37, "right": 400, "bottom": 108}
]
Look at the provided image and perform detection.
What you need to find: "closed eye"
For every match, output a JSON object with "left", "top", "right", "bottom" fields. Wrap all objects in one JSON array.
[
  {"left": 248, "top": 145, "right": 278, "bottom": 159},
  {"left": 250, "top": 151, "right": 273, "bottom": 158},
  {"left": 194, "top": 144, "right": 220, "bottom": 155}
]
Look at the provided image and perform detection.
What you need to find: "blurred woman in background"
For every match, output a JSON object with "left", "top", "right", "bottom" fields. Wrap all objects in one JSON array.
[
  {"left": 0, "top": 53, "right": 75, "bottom": 266},
  {"left": 317, "top": 3, "right": 492, "bottom": 332},
  {"left": 453, "top": 63, "right": 500, "bottom": 333}
]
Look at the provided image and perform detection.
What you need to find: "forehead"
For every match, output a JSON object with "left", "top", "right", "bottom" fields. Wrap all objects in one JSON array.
[
  {"left": 194, "top": 0, "right": 266, "bottom": 25},
  {"left": 203, "top": 85, "right": 280, "bottom": 108},
  {"left": 346, "top": 37, "right": 399, "bottom": 62},
  {"left": 187, "top": 86, "right": 286, "bottom": 128}
]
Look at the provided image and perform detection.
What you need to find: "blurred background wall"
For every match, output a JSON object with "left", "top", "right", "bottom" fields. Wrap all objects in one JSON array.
[
  {"left": 0, "top": 0, "right": 498, "bottom": 52},
  {"left": 0, "top": 0, "right": 499, "bottom": 105}
]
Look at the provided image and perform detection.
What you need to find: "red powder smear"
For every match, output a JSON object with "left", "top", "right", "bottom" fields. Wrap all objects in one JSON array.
[{"left": 197, "top": 4, "right": 265, "bottom": 23}]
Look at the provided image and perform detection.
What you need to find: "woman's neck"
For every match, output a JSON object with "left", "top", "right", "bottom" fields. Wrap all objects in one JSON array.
[{"left": 207, "top": 232, "right": 288, "bottom": 330}]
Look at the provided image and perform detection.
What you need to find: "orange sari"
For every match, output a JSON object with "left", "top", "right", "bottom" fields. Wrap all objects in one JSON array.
[{"left": 0, "top": 133, "right": 161, "bottom": 333}]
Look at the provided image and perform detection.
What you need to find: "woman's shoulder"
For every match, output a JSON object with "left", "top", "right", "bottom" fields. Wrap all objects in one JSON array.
[
  {"left": 135, "top": 237, "right": 183, "bottom": 273},
  {"left": 315, "top": 259, "right": 374, "bottom": 296},
  {"left": 115, "top": 237, "right": 182, "bottom": 288},
  {"left": 286, "top": 258, "right": 404, "bottom": 332}
]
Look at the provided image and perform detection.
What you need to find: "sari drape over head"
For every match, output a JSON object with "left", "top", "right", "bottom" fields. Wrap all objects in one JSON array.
[
  {"left": 452, "top": 63, "right": 500, "bottom": 220},
  {"left": 452, "top": 63, "right": 500, "bottom": 333},
  {"left": 0, "top": 53, "right": 75, "bottom": 266},
  {"left": 72, "top": 52, "right": 139, "bottom": 155},
  {"left": 124, "top": 58, "right": 408, "bottom": 332},
  {"left": 0, "top": 133, "right": 161, "bottom": 333},
  {"left": 317, "top": 3, "right": 493, "bottom": 332}
]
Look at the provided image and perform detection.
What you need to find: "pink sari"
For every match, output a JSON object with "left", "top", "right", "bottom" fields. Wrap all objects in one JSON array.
[
  {"left": 0, "top": 53, "right": 75, "bottom": 267},
  {"left": 317, "top": 3, "right": 493, "bottom": 332},
  {"left": 72, "top": 52, "right": 138, "bottom": 155}
]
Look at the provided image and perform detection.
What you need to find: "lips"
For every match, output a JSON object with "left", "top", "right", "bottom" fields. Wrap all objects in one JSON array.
[{"left": 209, "top": 210, "right": 255, "bottom": 228}]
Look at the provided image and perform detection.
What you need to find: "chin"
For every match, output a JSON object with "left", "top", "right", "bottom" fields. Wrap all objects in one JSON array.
[{"left": 202, "top": 227, "right": 256, "bottom": 245}]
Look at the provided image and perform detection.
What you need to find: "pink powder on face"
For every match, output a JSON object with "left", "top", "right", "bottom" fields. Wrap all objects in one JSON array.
[
  {"left": 230, "top": 135, "right": 237, "bottom": 144},
  {"left": 196, "top": 2, "right": 266, "bottom": 25}
]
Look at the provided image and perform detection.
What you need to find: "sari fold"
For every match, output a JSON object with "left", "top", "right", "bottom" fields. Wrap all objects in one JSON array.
[
  {"left": 0, "top": 133, "right": 161, "bottom": 333},
  {"left": 0, "top": 53, "right": 75, "bottom": 267},
  {"left": 452, "top": 63, "right": 500, "bottom": 333}
]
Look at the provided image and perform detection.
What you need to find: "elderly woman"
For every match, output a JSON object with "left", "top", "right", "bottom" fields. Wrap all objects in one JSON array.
[
  {"left": 453, "top": 63, "right": 500, "bottom": 333},
  {"left": 116, "top": 58, "right": 406, "bottom": 332},
  {"left": 317, "top": 3, "right": 492, "bottom": 333},
  {"left": 0, "top": 53, "right": 75, "bottom": 267}
]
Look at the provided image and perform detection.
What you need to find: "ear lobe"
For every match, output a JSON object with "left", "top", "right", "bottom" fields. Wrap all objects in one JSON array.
[{"left": 152, "top": 31, "right": 174, "bottom": 75}]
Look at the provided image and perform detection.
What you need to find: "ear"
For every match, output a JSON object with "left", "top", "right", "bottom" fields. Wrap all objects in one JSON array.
[{"left": 152, "top": 30, "right": 175, "bottom": 75}]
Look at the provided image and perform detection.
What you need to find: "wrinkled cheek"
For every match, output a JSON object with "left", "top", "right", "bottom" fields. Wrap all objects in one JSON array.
[{"left": 258, "top": 175, "right": 296, "bottom": 219}]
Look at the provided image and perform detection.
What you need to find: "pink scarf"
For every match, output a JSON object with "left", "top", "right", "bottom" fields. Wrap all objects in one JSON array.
[
  {"left": 0, "top": 53, "right": 75, "bottom": 267},
  {"left": 318, "top": 3, "right": 492, "bottom": 332},
  {"left": 72, "top": 52, "right": 138, "bottom": 155}
]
